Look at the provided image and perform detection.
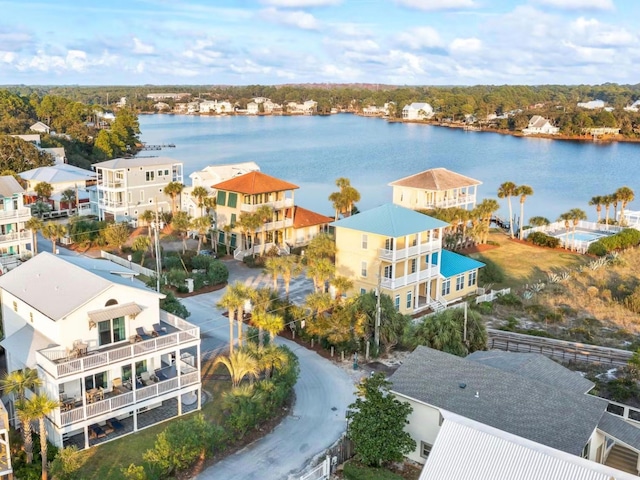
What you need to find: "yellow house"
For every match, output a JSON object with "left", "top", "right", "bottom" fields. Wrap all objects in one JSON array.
[
  {"left": 332, "top": 204, "right": 483, "bottom": 314},
  {"left": 390, "top": 168, "right": 481, "bottom": 211}
]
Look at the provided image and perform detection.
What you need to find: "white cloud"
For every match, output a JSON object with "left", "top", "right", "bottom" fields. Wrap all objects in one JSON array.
[
  {"left": 395, "top": 0, "right": 477, "bottom": 11},
  {"left": 0, "top": 51, "right": 15, "bottom": 64},
  {"left": 535, "top": 0, "right": 614, "bottom": 10},
  {"left": 13, "top": 48, "right": 117, "bottom": 73},
  {"left": 261, "top": 0, "right": 340, "bottom": 6},
  {"left": 396, "top": 27, "right": 444, "bottom": 50},
  {"left": 261, "top": 7, "right": 320, "bottom": 30},
  {"left": 132, "top": 37, "right": 155, "bottom": 54},
  {"left": 320, "top": 64, "right": 361, "bottom": 81},
  {"left": 570, "top": 17, "right": 635, "bottom": 47},
  {"left": 324, "top": 37, "right": 380, "bottom": 53},
  {"left": 449, "top": 37, "right": 482, "bottom": 52}
]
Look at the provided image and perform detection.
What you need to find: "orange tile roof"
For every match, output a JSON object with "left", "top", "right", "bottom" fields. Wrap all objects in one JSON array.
[
  {"left": 389, "top": 168, "right": 481, "bottom": 190},
  {"left": 290, "top": 206, "right": 333, "bottom": 228},
  {"left": 212, "top": 171, "right": 299, "bottom": 194}
]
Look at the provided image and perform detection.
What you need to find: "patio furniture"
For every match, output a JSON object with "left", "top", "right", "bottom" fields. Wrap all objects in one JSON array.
[
  {"left": 107, "top": 418, "right": 124, "bottom": 431},
  {"left": 136, "top": 327, "right": 152, "bottom": 341},
  {"left": 103, "top": 422, "right": 114, "bottom": 434},
  {"left": 152, "top": 323, "right": 167, "bottom": 336},
  {"left": 89, "top": 424, "right": 106, "bottom": 439},
  {"left": 140, "top": 371, "right": 157, "bottom": 386},
  {"left": 112, "top": 377, "right": 123, "bottom": 394}
]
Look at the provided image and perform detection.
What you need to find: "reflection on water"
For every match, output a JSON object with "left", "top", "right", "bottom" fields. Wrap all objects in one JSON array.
[{"left": 138, "top": 114, "right": 639, "bottom": 221}]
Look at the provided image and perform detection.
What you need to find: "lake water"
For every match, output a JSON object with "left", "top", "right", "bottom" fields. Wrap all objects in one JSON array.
[{"left": 137, "top": 114, "right": 639, "bottom": 222}]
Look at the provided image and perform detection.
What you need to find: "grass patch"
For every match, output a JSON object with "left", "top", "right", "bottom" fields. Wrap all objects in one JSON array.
[
  {"left": 469, "top": 232, "right": 586, "bottom": 289},
  {"left": 74, "top": 363, "right": 230, "bottom": 479},
  {"left": 343, "top": 462, "right": 416, "bottom": 480}
]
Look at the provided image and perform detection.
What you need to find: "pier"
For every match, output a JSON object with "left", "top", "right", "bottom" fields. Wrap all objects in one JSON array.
[{"left": 140, "top": 143, "right": 176, "bottom": 151}]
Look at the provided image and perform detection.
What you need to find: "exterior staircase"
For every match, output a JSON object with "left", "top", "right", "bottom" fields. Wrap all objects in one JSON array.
[{"left": 605, "top": 445, "right": 639, "bottom": 475}]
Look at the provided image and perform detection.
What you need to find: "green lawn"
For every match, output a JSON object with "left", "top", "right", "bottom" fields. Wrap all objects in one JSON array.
[
  {"left": 75, "top": 364, "right": 229, "bottom": 479},
  {"left": 469, "top": 231, "right": 587, "bottom": 289}
]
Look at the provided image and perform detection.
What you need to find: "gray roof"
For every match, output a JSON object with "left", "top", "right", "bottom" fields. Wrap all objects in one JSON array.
[
  {"left": 598, "top": 413, "right": 640, "bottom": 452},
  {"left": 20, "top": 164, "right": 95, "bottom": 184},
  {"left": 0, "top": 175, "right": 25, "bottom": 197},
  {"left": 390, "top": 346, "right": 607, "bottom": 456},
  {"left": 467, "top": 351, "right": 595, "bottom": 394},
  {"left": 0, "top": 324, "right": 55, "bottom": 369},
  {"left": 93, "top": 156, "right": 182, "bottom": 169},
  {"left": 0, "top": 252, "right": 159, "bottom": 321}
]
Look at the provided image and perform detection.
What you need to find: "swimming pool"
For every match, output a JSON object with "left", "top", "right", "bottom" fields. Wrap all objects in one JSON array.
[{"left": 552, "top": 230, "right": 609, "bottom": 242}]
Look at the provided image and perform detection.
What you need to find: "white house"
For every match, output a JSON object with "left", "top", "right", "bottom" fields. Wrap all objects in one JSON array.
[
  {"left": 522, "top": 115, "right": 560, "bottom": 135},
  {"left": 247, "top": 102, "right": 259, "bottom": 115},
  {"left": 39, "top": 147, "right": 67, "bottom": 165},
  {"left": 199, "top": 100, "right": 233, "bottom": 114},
  {"left": 578, "top": 100, "right": 606, "bottom": 110},
  {"left": 0, "top": 175, "right": 34, "bottom": 271},
  {"left": 0, "top": 253, "right": 202, "bottom": 450},
  {"left": 10, "top": 134, "right": 40, "bottom": 146},
  {"left": 624, "top": 100, "right": 640, "bottom": 113},
  {"left": 30, "top": 121, "right": 50, "bottom": 134},
  {"left": 0, "top": 403, "right": 11, "bottom": 479},
  {"left": 402, "top": 103, "right": 434, "bottom": 120},
  {"left": 390, "top": 347, "right": 640, "bottom": 475},
  {"left": 146, "top": 93, "right": 190, "bottom": 101}
]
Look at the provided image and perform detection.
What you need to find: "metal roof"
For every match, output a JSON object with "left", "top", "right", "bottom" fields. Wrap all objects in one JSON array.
[
  {"left": 390, "top": 346, "right": 607, "bottom": 456},
  {"left": 0, "top": 324, "right": 55, "bottom": 369},
  {"left": 20, "top": 164, "right": 95, "bottom": 184},
  {"left": 0, "top": 175, "right": 25, "bottom": 197},
  {"left": 330, "top": 203, "right": 448, "bottom": 237},
  {"left": 87, "top": 302, "right": 142, "bottom": 323},
  {"left": 440, "top": 250, "right": 485, "bottom": 278},
  {"left": 93, "top": 156, "right": 182, "bottom": 169},
  {"left": 467, "top": 351, "right": 595, "bottom": 394},
  {"left": 419, "top": 415, "right": 638, "bottom": 480}
]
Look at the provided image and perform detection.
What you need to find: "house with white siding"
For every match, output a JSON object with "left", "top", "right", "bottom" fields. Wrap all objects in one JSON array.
[
  {"left": 402, "top": 103, "right": 434, "bottom": 120},
  {"left": 522, "top": 115, "right": 560, "bottom": 135}
]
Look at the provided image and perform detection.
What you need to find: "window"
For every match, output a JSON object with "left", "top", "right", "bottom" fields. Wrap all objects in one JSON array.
[
  {"left": 468, "top": 270, "right": 477, "bottom": 287},
  {"left": 456, "top": 274, "right": 464, "bottom": 291},
  {"left": 164, "top": 169, "right": 169, "bottom": 176},
  {"left": 85, "top": 371, "right": 107, "bottom": 391},
  {"left": 410, "top": 258, "right": 417, "bottom": 274},
  {"left": 145, "top": 171, "right": 154, "bottom": 182},
  {"left": 442, "top": 279, "right": 451, "bottom": 296},
  {"left": 384, "top": 265, "right": 392, "bottom": 279},
  {"left": 360, "top": 288, "right": 366, "bottom": 295},
  {"left": 157, "top": 170, "right": 162, "bottom": 177},
  {"left": 230, "top": 213, "right": 237, "bottom": 227},
  {"left": 98, "top": 317, "right": 126, "bottom": 346},
  {"left": 432, "top": 251, "right": 439, "bottom": 265},
  {"left": 361, "top": 234, "right": 368, "bottom": 249},
  {"left": 217, "top": 191, "right": 227, "bottom": 206},
  {"left": 228, "top": 192, "right": 238, "bottom": 208},
  {"left": 361, "top": 261, "right": 367, "bottom": 277},
  {"left": 385, "top": 238, "right": 393, "bottom": 250},
  {"left": 582, "top": 442, "right": 590, "bottom": 459},
  {"left": 421, "top": 441, "right": 433, "bottom": 459},
  {"left": 122, "top": 361, "right": 147, "bottom": 382},
  {"left": 406, "top": 291, "right": 412, "bottom": 309},
  {"left": 394, "top": 295, "right": 400, "bottom": 311}
]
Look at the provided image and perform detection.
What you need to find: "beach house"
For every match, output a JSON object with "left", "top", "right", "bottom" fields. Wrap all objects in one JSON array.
[
  {"left": 331, "top": 204, "right": 483, "bottom": 314},
  {"left": 402, "top": 103, "right": 434, "bottom": 120},
  {"left": 0, "top": 253, "right": 201, "bottom": 450},
  {"left": 0, "top": 175, "right": 34, "bottom": 270},
  {"left": 389, "top": 168, "right": 482, "bottom": 211},
  {"left": 522, "top": 115, "right": 560, "bottom": 135}
]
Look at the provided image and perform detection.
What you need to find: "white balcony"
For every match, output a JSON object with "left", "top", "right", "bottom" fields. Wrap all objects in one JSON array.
[
  {"left": 0, "top": 231, "right": 31, "bottom": 244},
  {"left": 257, "top": 218, "right": 294, "bottom": 232},
  {"left": 98, "top": 182, "right": 125, "bottom": 190},
  {"left": 59, "top": 370, "right": 200, "bottom": 427},
  {"left": 378, "top": 239, "right": 441, "bottom": 262},
  {"left": 0, "top": 207, "right": 31, "bottom": 221},
  {"left": 380, "top": 267, "right": 439, "bottom": 290},
  {"left": 37, "top": 312, "right": 199, "bottom": 379},
  {"left": 98, "top": 199, "right": 127, "bottom": 210},
  {"left": 424, "top": 194, "right": 476, "bottom": 210},
  {"left": 240, "top": 198, "right": 294, "bottom": 213}
]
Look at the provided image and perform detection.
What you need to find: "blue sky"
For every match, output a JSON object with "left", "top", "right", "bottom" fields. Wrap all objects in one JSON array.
[{"left": 1, "top": 0, "right": 638, "bottom": 85}]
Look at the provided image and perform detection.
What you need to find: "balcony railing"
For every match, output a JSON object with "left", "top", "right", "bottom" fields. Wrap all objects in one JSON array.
[
  {"left": 240, "top": 198, "right": 294, "bottom": 213},
  {"left": 98, "top": 199, "right": 126, "bottom": 209},
  {"left": 98, "top": 182, "right": 125, "bottom": 189},
  {"left": 0, "top": 208, "right": 30, "bottom": 220},
  {"left": 380, "top": 267, "right": 439, "bottom": 290},
  {"left": 257, "top": 218, "right": 293, "bottom": 232},
  {"left": 37, "top": 312, "right": 199, "bottom": 379},
  {"left": 378, "top": 239, "right": 441, "bottom": 262},
  {"left": 423, "top": 195, "right": 476, "bottom": 209},
  {"left": 0, "top": 231, "right": 31, "bottom": 244},
  {"left": 59, "top": 372, "right": 200, "bottom": 427}
]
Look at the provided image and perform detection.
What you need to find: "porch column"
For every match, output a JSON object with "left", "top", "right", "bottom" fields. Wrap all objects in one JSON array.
[
  {"left": 83, "top": 425, "right": 89, "bottom": 449},
  {"left": 175, "top": 348, "right": 182, "bottom": 382},
  {"left": 133, "top": 409, "right": 138, "bottom": 431},
  {"left": 178, "top": 393, "right": 182, "bottom": 416}
]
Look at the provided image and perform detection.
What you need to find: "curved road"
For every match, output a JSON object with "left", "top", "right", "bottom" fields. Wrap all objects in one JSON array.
[{"left": 181, "top": 262, "right": 357, "bottom": 480}]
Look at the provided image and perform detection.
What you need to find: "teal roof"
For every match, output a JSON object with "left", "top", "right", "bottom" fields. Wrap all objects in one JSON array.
[
  {"left": 440, "top": 250, "right": 485, "bottom": 278},
  {"left": 330, "top": 203, "right": 448, "bottom": 237}
]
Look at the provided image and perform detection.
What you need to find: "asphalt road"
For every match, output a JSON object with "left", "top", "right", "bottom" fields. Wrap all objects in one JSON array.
[{"left": 181, "top": 262, "right": 358, "bottom": 480}]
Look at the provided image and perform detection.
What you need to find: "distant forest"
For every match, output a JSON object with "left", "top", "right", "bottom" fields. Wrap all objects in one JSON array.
[{"left": 2, "top": 83, "right": 640, "bottom": 172}]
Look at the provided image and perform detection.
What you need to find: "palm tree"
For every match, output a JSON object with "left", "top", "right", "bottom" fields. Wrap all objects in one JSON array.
[
  {"left": 41, "top": 222, "right": 67, "bottom": 254},
  {"left": 192, "top": 215, "right": 212, "bottom": 254},
  {"left": 588, "top": 196, "right": 604, "bottom": 223},
  {"left": 305, "top": 257, "right": 334, "bottom": 293},
  {"left": 163, "top": 181, "right": 184, "bottom": 213},
  {"left": 171, "top": 211, "right": 191, "bottom": 254},
  {"left": 34, "top": 181, "right": 53, "bottom": 201},
  {"left": 603, "top": 194, "right": 613, "bottom": 225},
  {"left": 264, "top": 256, "right": 284, "bottom": 292},
  {"left": 213, "top": 351, "right": 260, "bottom": 388},
  {"left": 237, "top": 212, "right": 261, "bottom": 256},
  {"left": 528, "top": 216, "right": 550, "bottom": 227},
  {"left": 255, "top": 205, "right": 274, "bottom": 256},
  {"left": 475, "top": 199, "right": 499, "bottom": 244},
  {"left": 328, "top": 190, "right": 347, "bottom": 221},
  {"left": 330, "top": 275, "right": 353, "bottom": 301},
  {"left": 139, "top": 210, "right": 154, "bottom": 235},
  {"left": 305, "top": 291, "right": 333, "bottom": 317},
  {"left": 612, "top": 194, "right": 619, "bottom": 224},
  {"left": 262, "top": 313, "right": 285, "bottom": 342},
  {"left": 1, "top": 368, "right": 41, "bottom": 402},
  {"left": 281, "top": 255, "right": 303, "bottom": 299},
  {"left": 191, "top": 186, "right": 209, "bottom": 217},
  {"left": 329, "top": 177, "right": 361, "bottom": 219},
  {"left": 16, "top": 400, "right": 36, "bottom": 464},
  {"left": 25, "top": 217, "right": 43, "bottom": 255},
  {"left": 132, "top": 235, "right": 152, "bottom": 266},
  {"left": 568, "top": 208, "right": 587, "bottom": 249},
  {"left": 515, "top": 185, "right": 534, "bottom": 239},
  {"left": 60, "top": 188, "right": 76, "bottom": 213},
  {"left": 247, "top": 286, "right": 275, "bottom": 347},
  {"left": 31, "top": 200, "right": 51, "bottom": 219},
  {"left": 26, "top": 393, "right": 59, "bottom": 480},
  {"left": 557, "top": 212, "right": 571, "bottom": 250},
  {"left": 256, "top": 345, "right": 289, "bottom": 379},
  {"left": 218, "top": 286, "right": 244, "bottom": 354},
  {"left": 615, "top": 186, "right": 635, "bottom": 226},
  {"left": 497, "top": 181, "right": 517, "bottom": 238}
]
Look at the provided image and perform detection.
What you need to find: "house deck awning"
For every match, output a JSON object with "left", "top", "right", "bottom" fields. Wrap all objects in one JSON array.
[{"left": 87, "top": 302, "right": 142, "bottom": 323}]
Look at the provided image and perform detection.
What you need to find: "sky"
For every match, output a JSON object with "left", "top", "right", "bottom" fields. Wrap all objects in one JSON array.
[{"left": 1, "top": 0, "right": 639, "bottom": 86}]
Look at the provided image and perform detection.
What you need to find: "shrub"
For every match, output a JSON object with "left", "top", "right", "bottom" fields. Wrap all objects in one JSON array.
[
  {"left": 160, "top": 291, "right": 191, "bottom": 318},
  {"left": 163, "top": 254, "right": 182, "bottom": 270},
  {"left": 607, "top": 378, "right": 639, "bottom": 402},
  {"left": 589, "top": 228, "right": 640, "bottom": 256},
  {"left": 121, "top": 464, "right": 148, "bottom": 480},
  {"left": 477, "top": 257, "right": 504, "bottom": 284},
  {"left": 527, "top": 231, "right": 560, "bottom": 248},
  {"left": 343, "top": 462, "right": 405, "bottom": 480},
  {"left": 166, "top": 268, "right": 188, "bottom": 288},
  {"left": 587, "top": 241, "right": 607, "bottom": 256},
  {"left": 495, "top": 292, "right": 522, "bottom": 307},
  {"left": 50, "top": 446, "right": 83, "bottom": 480},
  {"left": 208, "top": 260, "right": 229, "bottom": 284}
]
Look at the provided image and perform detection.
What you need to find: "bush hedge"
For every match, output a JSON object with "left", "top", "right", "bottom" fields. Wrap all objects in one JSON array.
[
  {"left": 343, "top": 462, "right": 405, "bottom": 480},
  {"left": 588, "top": 228, "right": 640, "bottom": 256},
  {"left": 527, "top": 231, "right": 560, "bottom": 248}
]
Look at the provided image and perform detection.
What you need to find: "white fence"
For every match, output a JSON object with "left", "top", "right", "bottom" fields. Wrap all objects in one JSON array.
[
  {"left": 101, "top": 250, "right": 157, "bottom": 277},
  {"left": 475, "top": 288, "right": 511, "bottom": 304},
  {"left": 521, "top": 220, "right": 623, "bottom": 241},
  {"left": 299, "top": 456, "right": 330, "bottom": 480}
]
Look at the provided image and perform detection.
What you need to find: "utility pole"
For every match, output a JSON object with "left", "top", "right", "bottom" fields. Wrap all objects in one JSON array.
[
  {"left": 154, "top": 198, "right": 162, "bottom": 292},
  {"left": 374, "top": 263, "right": 382, "bottom": 352},
  {"left": 463, "top": 302, "right": 469, "bottom": 346}
]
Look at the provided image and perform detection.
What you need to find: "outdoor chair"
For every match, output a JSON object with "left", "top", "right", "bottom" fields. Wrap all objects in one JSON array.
[
  {"left": 136, "top": 327, "right": 152, "bottom": 340},
  {"left": 152, "top": 323, "right": 166, "bottom": 336},
  {"left": 140, "top": 371, "right": 157, "bottom": 386},
  {"left": 112, "top": 377, "right": 123, "bottom": 394},
  {"left": 107, "top": 418, "right": 124, "bottom": 431},
  {"left": 89, "top": 424, "right": 106, "bottom": 439}
]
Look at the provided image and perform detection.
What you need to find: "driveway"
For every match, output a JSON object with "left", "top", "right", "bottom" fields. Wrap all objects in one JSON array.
[{"left": 182, "top": 261, "right": 359, "bottom": 480}]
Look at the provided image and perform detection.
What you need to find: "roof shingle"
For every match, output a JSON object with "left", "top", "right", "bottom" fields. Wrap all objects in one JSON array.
[{"left": 389, "top": 168, "right": 481, "bottom": 190}]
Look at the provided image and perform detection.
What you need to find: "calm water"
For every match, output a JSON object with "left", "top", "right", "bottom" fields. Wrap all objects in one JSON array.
[{"left": 137, "top": 114, "right": 639, "bottom": 222}]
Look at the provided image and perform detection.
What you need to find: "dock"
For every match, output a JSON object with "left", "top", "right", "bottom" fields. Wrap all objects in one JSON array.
[{"left": 140, "top": 143, "right": 176, "bottom": 151}]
